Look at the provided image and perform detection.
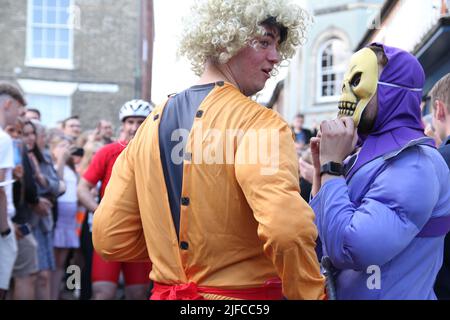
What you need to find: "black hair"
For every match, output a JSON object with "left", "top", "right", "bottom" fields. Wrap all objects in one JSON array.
[
  {"left": 261, "top": 16, "right": 288, "bottom": 44},
  {"left": 27, "top": 108, "right": 41, "bottom": 117},
  {"left": 62, "top": 115, "right": 80, "bottom": 128},
  {"left": 0, "top": 82, "right": 27, "bottom": 106},
  {"left": 23, "top": 120, "right": 45, "bottom": 164},
  {"left": 368, "top": 45, "right": 388, "bottom": 67},
  {"left": 267, "top": 80, "right": 285, "bottom": 109}
]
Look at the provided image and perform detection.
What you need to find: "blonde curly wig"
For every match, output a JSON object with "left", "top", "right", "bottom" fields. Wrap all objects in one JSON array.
[{"left": 178, "top": 0, "right": 312, "bottom": 76}]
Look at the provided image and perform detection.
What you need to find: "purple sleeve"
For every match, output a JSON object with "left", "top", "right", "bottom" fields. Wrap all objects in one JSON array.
[{"left": 311, "top": 154, "right": 439, "bottom": 271}]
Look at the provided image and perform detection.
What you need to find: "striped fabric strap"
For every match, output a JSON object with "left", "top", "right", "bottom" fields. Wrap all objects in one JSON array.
[{"left": 378, "top": 81, "right": 422, "bottom": 92}]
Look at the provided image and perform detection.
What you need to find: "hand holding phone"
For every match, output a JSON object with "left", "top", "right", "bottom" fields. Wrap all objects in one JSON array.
[
  {"left": 71, "top": 147, "right": 85, "bottom": 157},
  {"left": 15, "top": 224, "right": 31, "bottom": 239}
]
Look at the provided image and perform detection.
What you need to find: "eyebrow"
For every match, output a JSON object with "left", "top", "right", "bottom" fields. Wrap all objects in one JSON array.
[{"left": 263, "top": 32, "right": 276, "bottom": 40}]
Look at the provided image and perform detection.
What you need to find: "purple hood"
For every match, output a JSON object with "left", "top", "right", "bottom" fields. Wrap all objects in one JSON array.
[{"left": 347, "top": 43, "right": 433, "bottom": 179}]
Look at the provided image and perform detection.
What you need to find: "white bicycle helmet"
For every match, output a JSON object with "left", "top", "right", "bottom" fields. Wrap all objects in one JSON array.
[{"left": 119, "top": 99, "right": 154, "bottom": 122}]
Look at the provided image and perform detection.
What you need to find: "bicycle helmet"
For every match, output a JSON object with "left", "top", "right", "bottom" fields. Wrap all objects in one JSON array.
[{"left": 119, "top": 99, "right": 154, "bottom": 122}]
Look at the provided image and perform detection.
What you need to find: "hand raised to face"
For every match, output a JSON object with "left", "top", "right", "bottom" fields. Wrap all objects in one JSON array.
[{"left": 319, "top": 117, "right": 358, "bottom": 166}]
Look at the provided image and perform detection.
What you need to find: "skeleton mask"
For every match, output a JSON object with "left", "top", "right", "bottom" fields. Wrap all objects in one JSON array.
[{"left": 338, "top": 48, "right": 379, "bottom": 126}]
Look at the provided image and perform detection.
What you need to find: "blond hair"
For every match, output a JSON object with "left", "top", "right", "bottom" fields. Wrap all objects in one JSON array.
[
  {"left": 78, "top": 141, "right": 103, "bottom": 175},
  {"left": 178, "top": 0, "right": 311, "bottom": 75},
  {"left": 430, "top": 73, "right": 450, "bottom": 111}
]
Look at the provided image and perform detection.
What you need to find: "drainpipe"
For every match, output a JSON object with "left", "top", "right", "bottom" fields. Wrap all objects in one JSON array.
[{"left": 139, "top": 0, "right": 154, "bottom": 102}]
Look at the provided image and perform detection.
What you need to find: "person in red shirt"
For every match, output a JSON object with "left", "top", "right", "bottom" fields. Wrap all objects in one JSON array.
[{"left": 77, "top": 100, "right": 153, "bottom": 300}]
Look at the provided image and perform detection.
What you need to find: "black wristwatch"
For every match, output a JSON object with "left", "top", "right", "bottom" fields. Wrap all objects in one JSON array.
[
  {"left": 1, "top": 227, "right": 11, "bottom": 238},
  {"left": 320, "top": 162, "right": 344, "bottom": 177}
]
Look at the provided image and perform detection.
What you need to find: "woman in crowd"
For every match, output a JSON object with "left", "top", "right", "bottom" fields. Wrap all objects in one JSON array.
[
  {"left": 49, "top": 136, "right": 79, "bottom": 300},
  {"left": 23, "top": 120, "right": 65, "bottom": 300}
]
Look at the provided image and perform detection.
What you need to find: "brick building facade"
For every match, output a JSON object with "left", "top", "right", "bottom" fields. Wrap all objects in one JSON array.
[{"left": 0, "top": 0, "right": 154, "bottom": 130}]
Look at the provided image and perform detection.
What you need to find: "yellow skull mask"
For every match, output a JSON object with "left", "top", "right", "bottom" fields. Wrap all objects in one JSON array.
[{"left": 338, "top": 48, "right": 379, "bottom": 126}]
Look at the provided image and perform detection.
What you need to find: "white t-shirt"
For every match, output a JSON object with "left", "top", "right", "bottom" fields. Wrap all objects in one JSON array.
[{"left": 0, "top": 127, "right": 16, "bottom": 218}]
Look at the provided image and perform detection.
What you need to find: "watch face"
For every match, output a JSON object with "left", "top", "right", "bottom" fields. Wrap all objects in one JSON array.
[
  {"left": 321, "top": 162, "right": 344, "bottom": 176},
  {"left": 329, "top": 162, "right": 342, "bottom": 174}
]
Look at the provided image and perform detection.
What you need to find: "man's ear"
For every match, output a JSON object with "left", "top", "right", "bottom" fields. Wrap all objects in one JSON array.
[
  {"left": 3, "top": 98, "right": 12, "bottom": 110},
  {"left": 435, "top": 100, "right": 447, "bottom": 121}
]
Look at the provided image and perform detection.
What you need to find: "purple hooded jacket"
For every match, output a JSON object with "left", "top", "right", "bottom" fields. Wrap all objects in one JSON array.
[{"left": 311, "top": 44, "right": 450, "bottom": 300}]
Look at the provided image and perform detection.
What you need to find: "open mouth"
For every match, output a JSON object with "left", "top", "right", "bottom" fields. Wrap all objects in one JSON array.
[
  {"left": 338, "top": 101, "right": 357, "bottom": 117},
  {"left": 262, "top": 69, "right": 272, "bottom": 77}
]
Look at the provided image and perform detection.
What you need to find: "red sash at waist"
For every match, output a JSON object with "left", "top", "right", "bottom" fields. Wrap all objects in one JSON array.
[{"left": 151, "top": 278, "right": 283, "bottom": 300}]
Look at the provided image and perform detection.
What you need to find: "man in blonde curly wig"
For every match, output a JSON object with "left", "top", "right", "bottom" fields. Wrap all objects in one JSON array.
[
  {"left": 179, "top": 0, "right": 310, "bottom": 79},
  {"left": 93, "top": 0, "right": 325, "bottom": 300}
]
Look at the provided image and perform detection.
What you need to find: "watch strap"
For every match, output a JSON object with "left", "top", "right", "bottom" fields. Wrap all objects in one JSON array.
[
  {"left": 320, "top": 162, "right": 344, "bottom": 177},
  {"left": 1, "top": 228, "right": 11, "bottom": 237}
]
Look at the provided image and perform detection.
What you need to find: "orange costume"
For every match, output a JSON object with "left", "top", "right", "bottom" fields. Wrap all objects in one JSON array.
[{"left": 93, "top": 83, "right": 325, "bottom": 300}]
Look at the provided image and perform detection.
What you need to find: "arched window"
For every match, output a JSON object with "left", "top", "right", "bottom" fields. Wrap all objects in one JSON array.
[{"left": 317, "top": 39, "right": 349, "bottom": 101}]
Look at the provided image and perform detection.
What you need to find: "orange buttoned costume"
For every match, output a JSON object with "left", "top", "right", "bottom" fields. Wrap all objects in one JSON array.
[{"left": 93, "top": 83, "right": 325, "bottom": 300}]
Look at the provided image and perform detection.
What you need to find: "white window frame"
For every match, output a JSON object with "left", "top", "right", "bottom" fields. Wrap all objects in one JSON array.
[
  {"left": 25, "top": 0, "right": 75, "bottom": 70},
  {"left": 316, "top": 39, "right": 346, "bottom": 104},
  {"left": 18, "top": 79, "right": 77, "bottom": 127},
  {"left": 18, "top": 79, "right": 78, "bottom": 97}
]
